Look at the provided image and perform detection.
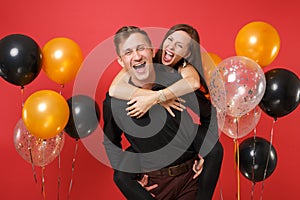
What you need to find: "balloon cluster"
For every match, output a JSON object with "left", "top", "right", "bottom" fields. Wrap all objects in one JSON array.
[
  {"left": 0, "top": 33, "right": 101, "bottom": 167},
  {"left": 0, "top": 34, "right": 83, "bottom": 87},
  {"left": 208, "top": 21, "right": 300, "bottom": 140},
  {"left": 21, "top": 90, "right": 101, "bottom": 141},
  {"left": 206, "top": 21, "right": 300, "bottom": 183},
  {"left": 16, "top": 92, "right": 100, "bottom": 167}
]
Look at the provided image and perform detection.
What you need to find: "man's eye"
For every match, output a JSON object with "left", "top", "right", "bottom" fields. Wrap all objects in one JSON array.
[
  {"left": 124, "top": 51, "right": 132, "bottom": 56},
  {"left": 138, "top": 46, "right": 145, "bottom": 51}
]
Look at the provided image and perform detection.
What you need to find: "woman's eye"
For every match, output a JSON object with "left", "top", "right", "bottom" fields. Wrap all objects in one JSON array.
[{"left": 176, "top": 43, "right": 183, "bottom": 48}]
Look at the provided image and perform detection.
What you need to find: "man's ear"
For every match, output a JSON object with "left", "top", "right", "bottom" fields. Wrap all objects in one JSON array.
[
  {"left": 117, "top": 57, "right": 125, "bottom": 68},
  {"left": 151, "top": 47, "right": 156, "bottom": 58}
]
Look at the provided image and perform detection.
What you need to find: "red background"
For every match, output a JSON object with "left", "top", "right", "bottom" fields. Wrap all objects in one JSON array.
[{"left": 1, "top": 0, "right": 299, "bottom": 199}]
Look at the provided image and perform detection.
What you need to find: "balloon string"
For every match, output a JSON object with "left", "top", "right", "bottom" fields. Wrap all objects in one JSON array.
[
  {"left": 21, "top": 86, "right": 25, "bottom": 108},
  {"left": 41, "top": 140, "right": 47, "bottom": 199},
  {"left": 59, "top": 84, "right": 64, "bottom": 95},
  {"left": 260, "top": 118, "right": 276, "bottom": 200},
  {"left": 27, "top": 133, "right": 38, "bottom": 184},
  {"left": 234, "top": 117, "right": 240, "bottom": 200},
  {"left": 68, "top": 139, "right": 79, "bottom": 199},
  {"left": 251, "top": 127, "right": 257, "bottom": 200},
  {"left": 234, "top": 139, "right": 240, "bottom": 200},
  {"left": 41, "top": 166, "right": 46, "bottom": 199},
  {"left": 28, "top": 146, "right": 38, "bottom": 183},
  {"left": 57, "top": 148, "right": 61, "bottom": 200}
]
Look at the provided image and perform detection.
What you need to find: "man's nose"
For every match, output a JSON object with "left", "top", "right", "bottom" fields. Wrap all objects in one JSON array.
[{"left": 132, "top": 50, "right": 142, "bottom": 60}]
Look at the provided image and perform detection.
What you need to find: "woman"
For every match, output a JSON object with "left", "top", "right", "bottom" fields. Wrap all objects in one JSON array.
[{"left": 110, "top": 24, "right": 223, "bottom": 200}]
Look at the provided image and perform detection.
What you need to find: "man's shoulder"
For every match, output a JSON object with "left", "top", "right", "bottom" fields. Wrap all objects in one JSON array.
[
  {"left": 154, "top": 63, "right": 178, "bottom": 74},
  {"left": 103, "top": 92, "right": 127, "bottom": 107}
]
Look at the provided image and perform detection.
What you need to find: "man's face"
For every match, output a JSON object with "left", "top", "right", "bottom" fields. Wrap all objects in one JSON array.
[{"left": 117, "top": 33, "right": 155, "bottom": 85}]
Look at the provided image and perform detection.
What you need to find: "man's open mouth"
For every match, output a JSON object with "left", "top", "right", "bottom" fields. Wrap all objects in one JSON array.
[{"left": 133, "top": 62, "right": 146, "bottom": 70}]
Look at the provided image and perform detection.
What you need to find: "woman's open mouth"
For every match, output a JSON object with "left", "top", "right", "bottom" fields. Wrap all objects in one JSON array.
[{"left": 163, "top": 50, "right": 174, "bottom": 63}]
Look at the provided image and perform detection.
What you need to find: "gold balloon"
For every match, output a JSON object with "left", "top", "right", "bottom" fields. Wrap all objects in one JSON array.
[
  {"left": 201, "top": 52, "right": 222, "bottom": 88},
  {"left": 235, "top": 21, "right": 280, "bottom": 67},
  {"left": 22, "top": 90, "right": 70, "bottom": 139},
  {"left": 42, "top": 37, "right": 83, "bottom": 85},
  {"left": 208, "top": 52, "right": 222, "bottom": 65}
]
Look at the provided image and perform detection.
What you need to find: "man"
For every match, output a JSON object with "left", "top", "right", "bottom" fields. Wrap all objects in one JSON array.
[{"left": 103, "top": 26, "right": 207, "bottom": 200}]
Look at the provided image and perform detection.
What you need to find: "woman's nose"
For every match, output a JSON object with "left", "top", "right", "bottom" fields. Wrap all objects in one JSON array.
[{"left": 167, "top": 42, "right": 175, "bottom": 50}]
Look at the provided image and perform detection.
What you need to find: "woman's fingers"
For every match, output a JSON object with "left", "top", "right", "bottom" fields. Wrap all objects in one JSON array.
[
  {"left": 138, "top": 175, "right": 158, "bottom": 197},
  {"left": 166, "top": 107, "right": 175, "bottom": 117},
  {"left": 138, "top": 175, "right": 148, "bottom": 187},
  {"left": 192, "top": 158, "right": 204, "bottom": 179},
  {"left": 177, "top": 98, "right": 186, "bottom": 103}
]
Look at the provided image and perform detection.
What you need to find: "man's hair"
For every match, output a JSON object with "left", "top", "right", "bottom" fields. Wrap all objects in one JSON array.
[{"left": 114, "top": 26, "right": 152, "bottom": 56}]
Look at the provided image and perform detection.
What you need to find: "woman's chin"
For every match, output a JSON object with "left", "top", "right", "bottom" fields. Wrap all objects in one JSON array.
[{"left": 162, "top": 59, "right": 173, "bottom": 67}]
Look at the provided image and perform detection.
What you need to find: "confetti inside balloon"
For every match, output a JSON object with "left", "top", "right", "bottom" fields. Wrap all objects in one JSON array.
[
  {"left": 209, "top": 56, "right": 266, "bottom": 117},
  {"left": 14, "top": 118, "right": 65, "bottom": 167}
]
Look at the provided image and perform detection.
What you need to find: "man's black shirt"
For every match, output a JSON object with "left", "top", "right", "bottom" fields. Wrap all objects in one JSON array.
[{"left": 103, "top": 64, "right": 213, "bottom": 172}]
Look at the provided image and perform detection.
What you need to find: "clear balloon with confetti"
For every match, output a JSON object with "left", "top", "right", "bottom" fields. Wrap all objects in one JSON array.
[
  {"left": 209, "top": 56, "right": 266, "bottom": 117},
  {"left": 13, "top": 118, "right": 65, "bottom": 167}
]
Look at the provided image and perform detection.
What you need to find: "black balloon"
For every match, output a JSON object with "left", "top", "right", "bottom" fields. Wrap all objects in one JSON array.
[
  {"left": 238, "top": 136, "right": 277, "bottom": 183},
  {"left": 65, "top": 95, "right": 100, "bottom": 139},
  {"left": 259, "top": 68, "right": 300, "bottom": 119},
  {"left": 0, "top": 34, "right": 42, "bottom": 86}
]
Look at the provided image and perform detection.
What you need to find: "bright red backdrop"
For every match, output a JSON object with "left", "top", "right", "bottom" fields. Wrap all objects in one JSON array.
[{"left": 1, "top": 0, "right": 299, "bottom": 199}]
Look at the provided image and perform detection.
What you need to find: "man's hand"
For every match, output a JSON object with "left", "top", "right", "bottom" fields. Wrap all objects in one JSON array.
[
  {"left": 138, "top": 174, "right": 158, "bottom": 197},
  {"left": 192, "top": 156, "right": 204, "bottom": 179}
]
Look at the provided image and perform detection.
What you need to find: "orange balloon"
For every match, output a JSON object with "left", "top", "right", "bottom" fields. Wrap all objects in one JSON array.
[
  {"left": 42, "top": 37, "right": 83, "bottom": 85},
  {"left": 208, "top": 52, "right": 222, "bottom": 65},
  {"left": 235, "top": 21, "right": 280, "bottom": 67},
  {"left": 201, "top": 52, "right": 222, "bottom": 87},
  {"left": 22, "top": 90, "right": 70, "bottom": 139}
]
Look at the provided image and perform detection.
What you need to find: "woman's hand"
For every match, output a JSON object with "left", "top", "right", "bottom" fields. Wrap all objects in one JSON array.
[
  {"left": 159, "top": 98, "right": 186, "bottom": 117},
  {"left": 138, "top": 175, "right": 158, "bottom": 197},
  {"left": 126, "top": 92, "right": 159, "bottom": 118},
  {"left": 192, "top": 155, "right": 204, "bottom": 179}
]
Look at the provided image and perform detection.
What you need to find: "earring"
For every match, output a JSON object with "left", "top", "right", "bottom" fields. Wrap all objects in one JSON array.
[{"left": 183, "top": 59, "right": 187, "bottom": 67}]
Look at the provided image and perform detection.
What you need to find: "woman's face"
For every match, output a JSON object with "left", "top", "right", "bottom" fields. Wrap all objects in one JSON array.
[{"left": 161, "top": 30, "right": 192, "bottom": 67}]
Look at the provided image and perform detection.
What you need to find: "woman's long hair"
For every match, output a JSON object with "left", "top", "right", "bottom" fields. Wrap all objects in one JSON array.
[{"left": 154, "top": 24, "right": 209, "bottom": 96}]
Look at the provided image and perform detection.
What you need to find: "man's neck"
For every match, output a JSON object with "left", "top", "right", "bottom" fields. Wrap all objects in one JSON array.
[
  {"left": 130, "top": 65, "right": 156, "bottom": 89},
  {"left": 131, "top": 78, "right": 155, "bottom": 89}
]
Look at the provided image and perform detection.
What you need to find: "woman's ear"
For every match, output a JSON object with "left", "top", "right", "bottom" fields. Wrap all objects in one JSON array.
[
  {"left": 117, "top": 57, "right": 125, "bottom": 68},
  {"left": 185, "top": 51, "right": 191, "bottom": 60}
]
